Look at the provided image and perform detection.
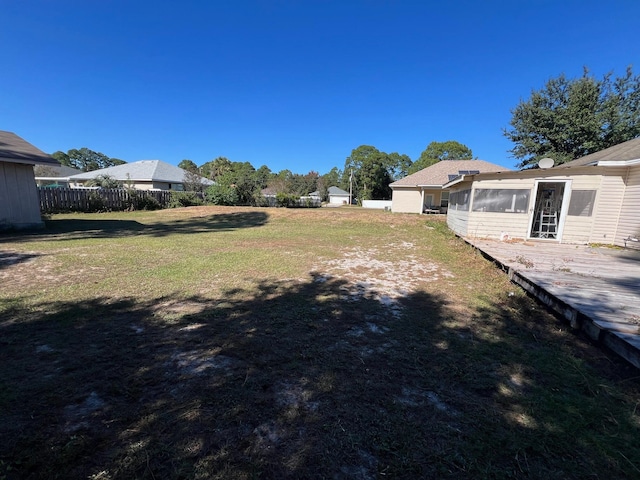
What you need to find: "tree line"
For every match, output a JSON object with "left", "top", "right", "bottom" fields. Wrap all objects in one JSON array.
[
  {"left": 176, "top": 141, "right": 473, "bottom": 204},
  {"left": 48, "top": 141, "right": 474, "bottom": 204}
]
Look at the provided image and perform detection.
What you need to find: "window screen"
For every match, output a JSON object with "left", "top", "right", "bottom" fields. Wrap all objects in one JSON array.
[
  {"left": 472, "top": 189, "right": 530, "bottom": 213},
  {"left": 568, "top": 190, "right": 596, "bottom": 217},
  {"left": 449, "top": 189, "right": 471, "bottom": 211}
]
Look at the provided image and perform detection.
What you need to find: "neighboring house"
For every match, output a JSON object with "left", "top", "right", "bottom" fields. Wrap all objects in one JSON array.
[
  {"left": 0, "top": 131, "right": 59, "bottom": 230},
  {"left": 67, "top": 160, "right": 213, "bottom": 191},
  {"left": 390, "top": 160, "right": 508, "bottom": 214},
  {"left": 445, "top": 137, "right": 640, "bottom": 247},
  {"left": 327, "top": 186, "right": 350, "bottom": 205},
  {"left": 308, "top": 190, "right": 322, "bottom": 201},
  {"left": 34, "top": 164, "right": 83, "bottom": 187},
  {"left": 261, "top": 187, "right": 278, "bottom": 199}
]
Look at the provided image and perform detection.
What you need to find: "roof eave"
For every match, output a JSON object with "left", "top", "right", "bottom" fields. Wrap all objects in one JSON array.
[
  {"left": 443, "top": 175, "right": 472, "bottom": 189},
  {"left": 0, "top": 156, "right": 60, "bottom": 167},
  {"left": 596, "top": 158, "right": 640, "bottom": 167},
  {"left": 390, "top": 183, "right": 444, "bottom": 189}
]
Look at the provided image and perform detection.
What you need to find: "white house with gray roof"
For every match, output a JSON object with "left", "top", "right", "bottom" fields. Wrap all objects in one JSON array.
[
  {"left": 68, "top": 160, "right": 213, "bottom": 191},
  {"left": 390, "top": 160, "right": 508, "bottom": 214},
  {"left": 327, "top": 186, "right": 351, "bottom": 205}
]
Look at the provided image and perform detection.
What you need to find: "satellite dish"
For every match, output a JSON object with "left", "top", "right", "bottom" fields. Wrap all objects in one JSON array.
[{"left": 538, "top": 158, "right": 555, "bottom": 169}]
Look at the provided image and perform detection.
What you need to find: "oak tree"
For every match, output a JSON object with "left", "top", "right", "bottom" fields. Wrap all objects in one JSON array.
[{"left": 504, "top": 67, "right": 640, "bottom": 168}]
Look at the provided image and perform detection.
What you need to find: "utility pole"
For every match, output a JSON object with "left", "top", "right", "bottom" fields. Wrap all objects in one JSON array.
[{"left": 349, "top": 169, "right": 353, "bottom": 205}]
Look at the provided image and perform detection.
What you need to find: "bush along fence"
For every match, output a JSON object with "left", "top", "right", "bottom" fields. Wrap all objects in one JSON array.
[
  {"left": 38, "top": 187, "right": 321, "bottom": 213},
  {"left": 259, "top": 193, "right": 322, "bottom": 208},
  {"left": 38, "top": 187, "right": 176, "bottom": 213}
]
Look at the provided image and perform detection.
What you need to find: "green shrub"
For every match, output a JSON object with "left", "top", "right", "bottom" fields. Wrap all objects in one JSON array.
[
  {"left": 125, "top": 191, "right": 162, "bottom": 211},
  {"left": 168, "top": 191, "right": 204, "bottom": 208},
  {"left": 275, "top": 192, "right": 300, "bottom": 207},
  {"left": 205, "top": 184, "right": 239, "bottom": 206},
  {"left": 86, "top": 191, "right": 106, "bottom": 212}
]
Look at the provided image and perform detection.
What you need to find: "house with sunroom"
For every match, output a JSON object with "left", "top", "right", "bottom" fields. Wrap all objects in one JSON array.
[
  {"left": 444, "top": 137, "right": 640, "bottom": 247},
  {"left": 390, "top": 160, "right": 508, "bottom": 214}
]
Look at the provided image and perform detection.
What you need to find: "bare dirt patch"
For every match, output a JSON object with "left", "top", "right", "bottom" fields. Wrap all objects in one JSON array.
[{"left": 313, "top": 242, "right": 453, "bottom": 318}]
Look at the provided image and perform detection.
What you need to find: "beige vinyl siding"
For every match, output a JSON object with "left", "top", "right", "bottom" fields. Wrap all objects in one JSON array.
[
  {"left": 591, "top": 169, "right": 627, "bottom": 245},
  {"left": 562, "top": 215, "right": 595, "bottom": 244},
  {"left": 614, "top": 165, "right": 640, "bottom": 246},
  {"left": 467, "top": 212, "right": 531, "bottom": 240},
  {"left": 561, "top": 175, "right": 602, "bottom": 243},
  {"left": 0, "top": 162, "right": 44, "bottom": 229},
  {"left": 447, "top": 209, "right": 469, "bottom": 236},
  {"left": 391, "top": 188, "right": 422, "bottom": 213}
]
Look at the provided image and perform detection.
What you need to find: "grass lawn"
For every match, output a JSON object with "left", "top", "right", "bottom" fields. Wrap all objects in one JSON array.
[{"left": 1, "top": 206, "right": 639, "bottom": 479}]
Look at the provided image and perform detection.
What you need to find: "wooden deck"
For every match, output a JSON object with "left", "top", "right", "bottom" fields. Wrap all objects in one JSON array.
[{"left": 465, "top": 238, "right": 640, "bottom": 369}]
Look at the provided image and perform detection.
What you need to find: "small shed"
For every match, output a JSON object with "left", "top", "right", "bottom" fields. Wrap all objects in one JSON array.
[
  {"left": 445, "top": 138, "right": 640, "bottom": 247},
  {"left": 390, "top": 160, "right": 508, "bottom": 214},
  {"left": 0, "top": 131, "right": 59, "bottom": 230},
  {"left": 327, "top": 186, "right": 350, "bottom": 205}
]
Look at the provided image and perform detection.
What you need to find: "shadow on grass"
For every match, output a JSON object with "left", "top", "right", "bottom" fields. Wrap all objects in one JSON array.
[
  {"left": 1, "top": 275, "right": 639, "bottom": 479},
  {"left": 0, "top": 211, "right": 270, "bottom": 243},
  {"left": 0, "top": 251, "right": 42, "bottom": 270}
]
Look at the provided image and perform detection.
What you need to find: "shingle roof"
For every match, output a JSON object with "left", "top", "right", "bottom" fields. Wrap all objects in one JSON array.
[
  {"left": 556, "top": 136, "right": 640, "bottom": 168},
  {"left": 68, "top": 160, "right": 213, "bottom": 185},
  {"left": 328, "top": 186, "right": 349, "bottom": 195},
  {"left": 390, "top": 160, "right": 509, "bottom": 187},
  {"left": 0, "top": 131, "right": 58, "bottom": 166}
]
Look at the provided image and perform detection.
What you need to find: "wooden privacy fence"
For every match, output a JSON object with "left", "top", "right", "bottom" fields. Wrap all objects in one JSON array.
[{"left": 38, "top": 187, "right": 173, "bottom": 213}]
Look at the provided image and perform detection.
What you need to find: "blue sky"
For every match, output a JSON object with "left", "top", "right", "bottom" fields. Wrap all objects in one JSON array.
[{"left": 2, "top": 1, "right": 639, "bottom": 174}]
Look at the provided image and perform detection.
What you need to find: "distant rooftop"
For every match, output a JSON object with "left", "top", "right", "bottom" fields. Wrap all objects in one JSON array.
[
  {"left": 390, "top": 160, "right": 508, "bottom": 187},
  {"left": 68, "top": 160, "right": 213, "bottom": 185}
]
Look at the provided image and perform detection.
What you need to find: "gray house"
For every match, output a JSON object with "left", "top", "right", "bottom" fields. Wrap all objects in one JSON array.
[
  {"left": 34, "top": 164, "right": 83, "bottom": 187},
  {"left": 68, "top": 160, "right": 213, "bottom": 191},
  {"left": 0, "top": 131, "right": 59, "bottom": 230}
]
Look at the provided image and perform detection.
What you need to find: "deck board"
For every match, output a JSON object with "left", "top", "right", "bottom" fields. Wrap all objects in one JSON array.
[{"left": 466, "top": 238, "right": 640, "bottom": 367}]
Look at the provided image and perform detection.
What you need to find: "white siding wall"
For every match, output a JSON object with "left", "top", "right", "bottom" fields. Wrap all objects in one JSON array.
[
  {"left": 329, "top": 195, "right": 350, "bottom": 205},
  {"left": 591, "top": 169, "right": 626, "bottom": 245},
  {"left": 0, "top": 162, "right": 44, "bottom": 229},
  {"left": 362, "top": 200, "right": 392, "bottom": 209},
  {"left": 614, "top": 165, "right": 640, "bottom": 246},
  {"left": 391, "top": 188, "right": 422, "bottom": 213}
]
